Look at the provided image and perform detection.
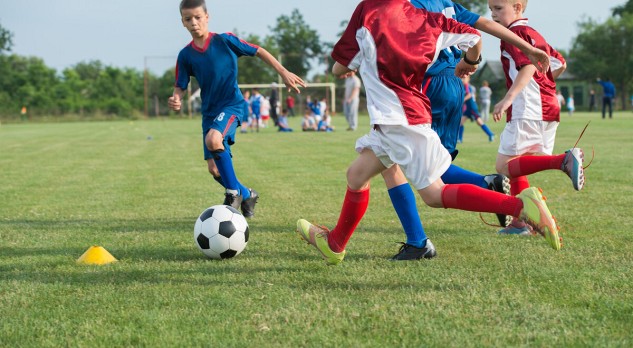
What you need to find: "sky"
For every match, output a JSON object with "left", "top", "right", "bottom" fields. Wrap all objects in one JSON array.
[{"left": 1, "top": 0, "right": 627, "bottom": 76}]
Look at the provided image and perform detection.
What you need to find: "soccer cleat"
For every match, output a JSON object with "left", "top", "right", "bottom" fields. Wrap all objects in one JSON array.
[
  {"left": 296, "top": 219, "right": 345, "bottom": 265},
  {"left": 561, "top": 148, "right": 585, "bottom": 191},
  {"left": 484, "top": 174, "right": 512, "bottom": 227},
  {"left": 516, "top": 187, "right": 562, "bottom": 250},
  {"left": 240, "top": 189, "right": 259, "bottom": 218},
  {"left": 390, "top": 239, "right": 437, "bottom": 261},
  {"left": 497, "top": 220, "right": 535, "bottom": 236},
  {"left": 223, "top": 191, "right": 243, "bottom": 210}
]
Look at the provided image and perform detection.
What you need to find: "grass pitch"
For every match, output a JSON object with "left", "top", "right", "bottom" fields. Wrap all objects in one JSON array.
[{"left": 1, "top": 112, "right": 632, "bottom": 347}]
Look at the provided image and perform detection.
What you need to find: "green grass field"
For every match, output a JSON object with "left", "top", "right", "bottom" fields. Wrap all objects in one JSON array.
[{"left": 1, "top": 112, "right": 632, "bottom": 347}]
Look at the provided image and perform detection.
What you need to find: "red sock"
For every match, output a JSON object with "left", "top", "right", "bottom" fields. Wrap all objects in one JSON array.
[
  {"left": 510, "top": 176, "right": 530, "bottom": 196},
  {"left": 508, "top": 154, "right": 565, "bottom": 177},
  {"left": 441, "top": 184, "right": 523, "bottom": 218},
  {"left": 328, "top": 187, "right": 370, "bottom": 253}
]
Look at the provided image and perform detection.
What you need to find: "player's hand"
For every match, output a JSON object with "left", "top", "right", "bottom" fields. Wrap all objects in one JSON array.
[
  {"left": 492, "top": 97, "right": 512, "bottom": 122},
  {"left": 455, "top": 60, "right": 477, "bottom": 78},
  {"left": 280, "top": 71, "right": 307, "bottom": 94},
  {"left": 168, "top": 94, "right": 182, "bottom": 111},
  {"left": 527, "top": 47, "right": 550, "bottom": 74}
]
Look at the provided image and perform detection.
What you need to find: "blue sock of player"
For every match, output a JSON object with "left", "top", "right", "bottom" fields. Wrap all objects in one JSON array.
[
  {"left": 388, "top": 183, "right": 427, "bottom": 248},
  {"left": 212, "top": 149, "right": 250, "bottom": 199},
  {"left": 458, "top": 125, "right": 464, "bottom": 142},
  {"left": 481, "top": 124, "right": 494, "bottom": 137},
  {"left": 441, "top": 164, "right": 487, "bottom": 188},
  {"left": 212, "top": 175, "right": 250, "bottom": 199}
]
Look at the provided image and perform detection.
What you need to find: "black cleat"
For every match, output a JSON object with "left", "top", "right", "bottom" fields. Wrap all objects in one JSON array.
[
  {"left": 240, "top": 189, "right": 259, "bottom": 218},
  {"left": 390, "top": 240, "right": 437, "bottom": 261},
  {"left": 223, "top": 192, "right": 243, "bottom": 211},
  {"left": 484, "top": 174, "right": 511, "bottom": 227}
]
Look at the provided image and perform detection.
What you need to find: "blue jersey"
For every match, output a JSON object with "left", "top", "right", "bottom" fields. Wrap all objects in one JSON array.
[
  {"left": 410, "top": 0, "right": 480, "bottom": 76},
  {"left": 175, "top": 33, "right": 259, "bottom": 118},
  {"left": 598, "top": 80, "right": 616, "bottom": 98}
]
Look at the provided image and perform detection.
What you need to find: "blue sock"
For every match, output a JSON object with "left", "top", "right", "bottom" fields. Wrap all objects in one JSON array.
[
  {"left": 388, "top": 183, "right": 426, "bottom": 248},
  {"left": 481, "top": 124, "right": 494, "bottom": 137},
  {"left": 212, "top": 150, "right": 242, "bottom": 195},
  {"left": 458, "top": 125, "right": 464, "bottom": 142},
  {"left": 212, "top": 175, "right": 250, "bottom": 199},
  {"left": 441, "top": 164, "right": 487, "bottom": 188}
]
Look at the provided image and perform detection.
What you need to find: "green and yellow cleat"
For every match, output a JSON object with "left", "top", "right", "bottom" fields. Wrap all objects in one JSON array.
[
  {"left": 517, "top": 187, "right": 562, "bottom": 250},
  {"left": 296, "top": 219, "right": 346, "bottom": 265}
]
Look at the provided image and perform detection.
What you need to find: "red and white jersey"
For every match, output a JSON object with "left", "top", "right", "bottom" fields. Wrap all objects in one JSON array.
[
  {"left": 331, "top": 0, "right": 480, "bottom": 126},
  {"left": 500, "top": 19, "right": 565, "bottom": 122}
]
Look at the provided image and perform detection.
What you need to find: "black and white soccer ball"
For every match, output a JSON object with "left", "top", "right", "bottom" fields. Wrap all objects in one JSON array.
[{"left": 194, "top": 205, "right": 249, "bottom": 259}]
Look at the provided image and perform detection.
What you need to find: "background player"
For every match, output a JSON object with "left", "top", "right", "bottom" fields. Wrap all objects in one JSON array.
[
  {"left": 489, "top": 0, "right": 585, "bottom": 235},
  {"left": 168, "top": 0, "right": 306, "bottom": 217},
  {"left": 459, "top": 75, "right": 495, "bottom": 143}
]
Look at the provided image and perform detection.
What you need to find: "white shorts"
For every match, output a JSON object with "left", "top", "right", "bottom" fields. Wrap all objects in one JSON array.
[
  {"left": 355, "top": 124, "right": 451, "bottom": 190},
  {"left": 498, "top": 119, "right": 559, "bottom": 156}
]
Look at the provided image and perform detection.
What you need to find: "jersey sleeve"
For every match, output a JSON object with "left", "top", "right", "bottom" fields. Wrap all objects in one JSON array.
[
  {"left": 506, "top": 27, "right": 550, "bottom": 70},
  {"left": 428, "top": 11, "right": 481, "bottom": 53},
  {"left": 549, "top": 46, "right": 566, "bottom": 71},
  {"left": 331, "top": 2, "right": 364, "bottom": 70},
  {"left": 453, "top": 2, "right": 480, "bottom": 26},
  {"left": 174, "top": 49, "right": 191, "bottom": 90},
  {"left": 221, "top": 33, "right": 259, "bottom": 57}
]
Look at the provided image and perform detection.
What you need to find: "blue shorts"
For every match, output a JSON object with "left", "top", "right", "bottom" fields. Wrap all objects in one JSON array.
[
  {"left": 201, "top": 104, "right": 243, "bottom": 160},
  {"left": 423, "top": 69, "right": 464, "bottom": 155},
  {"left": 463, "top": 101, "right": 481, "bottom": 121}
]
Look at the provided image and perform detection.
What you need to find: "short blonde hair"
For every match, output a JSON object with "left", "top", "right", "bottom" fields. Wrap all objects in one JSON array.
[{"left": 508, "top": 0, "right": 528, "bottom": 11}]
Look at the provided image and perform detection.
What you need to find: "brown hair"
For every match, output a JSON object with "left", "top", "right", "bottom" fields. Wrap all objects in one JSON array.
[{"left": 180, "top": 0, "right": 207, "bottom": 13}]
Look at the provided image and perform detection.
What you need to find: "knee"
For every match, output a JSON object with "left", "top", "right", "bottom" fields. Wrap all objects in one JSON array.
[
  {"left": 205, "top": 132, "right": 224, "bottom": 152},
  {"left": 346, "top": 166, "right": 369, "bottom": 191},
  {"left": 419, "top": 189, "right": 443, "bottom": 208}
]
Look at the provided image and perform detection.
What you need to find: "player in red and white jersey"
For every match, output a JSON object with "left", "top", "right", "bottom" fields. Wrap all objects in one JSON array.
[
  {"left": 490, "top": 0, "right": 586, "bottom": 235},
  {"left": 294, "top": 0, "right": 564, "bottom": 265}
]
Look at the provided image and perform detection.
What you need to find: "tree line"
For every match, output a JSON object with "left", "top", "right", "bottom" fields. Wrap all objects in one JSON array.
[{"left": 1, "top": 2, "right": 632, "bottom": 121}]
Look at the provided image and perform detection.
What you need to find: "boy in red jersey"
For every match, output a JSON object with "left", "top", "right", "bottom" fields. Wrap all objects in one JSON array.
[
  {"left": 489, "top": 0, "right": 585, "bottom": 235},
  {"left": 295, "top": 0, "right": 563, "bottom": 265}
]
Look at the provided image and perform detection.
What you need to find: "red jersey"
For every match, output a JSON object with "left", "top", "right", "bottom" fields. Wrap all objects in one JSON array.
[
  {"left": 500, "top": 19, "right": 566, "bottom": 122},
  {"left": 331, "top": 0, "right": 480, "bottom": 126}
]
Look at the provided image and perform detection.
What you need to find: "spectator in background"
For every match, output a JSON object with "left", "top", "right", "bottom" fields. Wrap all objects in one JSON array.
[
  {"left": 556, "top": 90, "right": 565, "bottom": 108},
  {"left": 567, "top": 95, "right": 575, "bottom": 116},
  {"left": 269, "top": 82, "right": 279, "bottom": 125},
  {"left": 597, "top": 77, "right": 615, "bottom": 119},
  {"left": 278, "top": 108, "right": 293, "bottom": 132},
  {"left": 285, "top": 94, "right": 295, "bottom": 116},
  {"left": 588, "top": 89, "right": 596, "bottom": 112},
  {"left": 343, "top": 71, "right": 361, "bottom": 131},
  {"left": 478, "top": 80, "right": 492, "bottom": 122}
]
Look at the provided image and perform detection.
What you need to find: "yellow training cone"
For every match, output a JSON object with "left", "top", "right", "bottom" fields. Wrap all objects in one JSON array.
[{"left": 77, "top": 246, "right": 118, "bottom": 265}]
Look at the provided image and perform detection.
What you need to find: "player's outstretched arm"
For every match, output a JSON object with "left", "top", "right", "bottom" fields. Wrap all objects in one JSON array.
[
  {"left": 255, "top": 48, "right": 307, "bottom": 93},
  {"left": 474, "top": 17, "right": 550, "bottom": 74},
  {"left": 492, "top": 65, "right": 537, "bottom": 121}
]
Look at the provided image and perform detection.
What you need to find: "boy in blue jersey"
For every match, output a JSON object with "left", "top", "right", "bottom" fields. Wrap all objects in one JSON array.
[
  {"left": 382, "top": 0, "right": 552, "bottom": 260},
  {"left": 168, "top": 0, "right": 306, "bottom": 217}
]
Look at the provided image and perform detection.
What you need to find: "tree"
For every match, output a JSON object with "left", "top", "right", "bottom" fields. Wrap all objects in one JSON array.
[
  {"left": 612, "top": 0, "right": 633, "bottom": 16},
  {"left": 0, "top": 23, "right": 13, "bottom": 54},
  {"left": 269, "top": 9, "right": 323, "bottom": 79},
  {"left": 569, "top": 14, "right": 633, "bottom": 110}
]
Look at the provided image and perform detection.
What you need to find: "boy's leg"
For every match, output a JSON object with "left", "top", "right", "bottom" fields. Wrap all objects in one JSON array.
[
  {"left": 505, "top": 150, "right": 585, "bottom": 191},
  {"left": 435, "top": 183, "right": 561, "bottom": 250},
  {"left": 296, "top": 149, "right": 384, "bottom": 264}
]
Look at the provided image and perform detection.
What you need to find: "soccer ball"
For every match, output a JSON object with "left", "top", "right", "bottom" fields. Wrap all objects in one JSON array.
[{"left": 194, "top": 205, "right": 249, "bottom": 259}]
